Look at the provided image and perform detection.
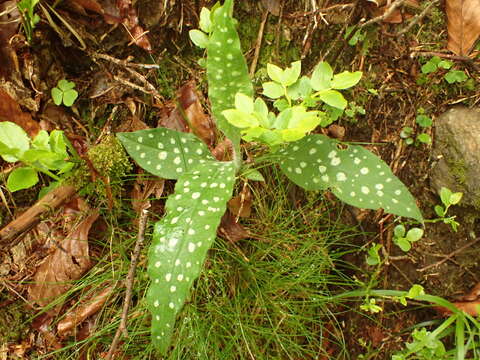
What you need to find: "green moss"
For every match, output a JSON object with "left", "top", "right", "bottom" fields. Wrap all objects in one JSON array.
[
  {"left": 448, "top": 159, "right": 467, "bottom": 186},
  {"left": 67, "top": 135, "right": 132, "bottom": 205},
  {"left": 0, "top": 302, "right": 31, "bottom": 343}
]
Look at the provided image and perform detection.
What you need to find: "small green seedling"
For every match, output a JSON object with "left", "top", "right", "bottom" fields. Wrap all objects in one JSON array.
[
  {"left": 17, "top": 0, "right": 40, "bottom": 44},
  {"left": 0, "top": 122, "right": 75, "bottom": 192},
  {"left": 434, "top": 187, "right": 462, "bottom": 232},
  {"left": 51, "top": 79, "right": 78, "bottom": 106},
  {"left": 360, "top": 298, "right": 383, "bottom": 314},
  {"left": 393, "top": 224, "right": 424, "bottom": 252},
  {"left": 421, "top": 56, "right": 452, "bottom": 74},
  {"left": 401, "top": 109, "right": 432, "bottom": 146},
  {"left": 444, "top": 70, "right": 468, "bottom": 84},
  {"left": 419, "top": 56, "right": 468, "bottom": 85},
  {"left": 366, "top": 243, "right": 382, "bottom": 266},
  {"left": 395, "top": 284, "right": 425, "bottom": 306}
]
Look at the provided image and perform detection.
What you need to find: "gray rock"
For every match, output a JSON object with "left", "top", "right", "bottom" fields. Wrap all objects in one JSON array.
[{"left": 431, "top": 106, "right": 480, "bottom": 207}]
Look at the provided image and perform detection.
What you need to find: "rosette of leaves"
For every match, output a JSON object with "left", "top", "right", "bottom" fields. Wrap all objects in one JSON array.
[
  {"left": 118, "top": 0, "right": 423, "bottom": 355},
  {"left": 0, "top": 122, "right": 74, "bottom": 192}
]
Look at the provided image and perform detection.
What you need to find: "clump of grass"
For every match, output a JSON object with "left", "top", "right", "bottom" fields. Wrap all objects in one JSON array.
[{"left": 41, "top": 167, "right": 364, "bottom": 359}]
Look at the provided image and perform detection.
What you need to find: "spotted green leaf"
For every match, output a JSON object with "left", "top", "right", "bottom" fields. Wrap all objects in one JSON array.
[
  {"left": 279, "top": 134, "right": 422, "bottom": 221},
  {"left": 147, "top": 161, "right": 235, "bottom": 353},
  {"left": 206, "top": 0, "right": 253, "bottom": 148},
  {"left": 117, "top": 128, "right": 215, "bottom": 180}
]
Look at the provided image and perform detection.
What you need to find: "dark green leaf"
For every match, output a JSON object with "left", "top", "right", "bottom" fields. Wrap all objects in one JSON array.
[
  {"left": 207, "top": 0, "right": 253, "bottom": 148},
  {"left": 279, "top": 134, "right": 423, "bottom": 221},
  {"left": 147, "top": 161, "right": 235, "bottom": 353},
  {"left": 117, "top": 128, "right": 216, "bottom": 179}
]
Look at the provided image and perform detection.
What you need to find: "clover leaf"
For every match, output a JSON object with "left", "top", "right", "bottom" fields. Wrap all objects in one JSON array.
[{"left": 51, "top": 79, "right": 78, "bottom": 106}]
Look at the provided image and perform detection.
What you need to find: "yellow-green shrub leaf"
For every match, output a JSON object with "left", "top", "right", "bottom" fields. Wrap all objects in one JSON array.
[{"left": 331, "top": 71, "right": 362, "bottom": 90}]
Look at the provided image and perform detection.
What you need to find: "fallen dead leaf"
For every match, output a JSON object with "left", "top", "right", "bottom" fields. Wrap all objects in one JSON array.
[
  {"left": 446, "top": 0, "right": 480, "bottom": 55},
  {"left": 228, "top": 186, "right": 252, "bottom": 218},
  {"left": 436, "top": 282, "right": 480, "bottom": 317},
  {"left": 178, "top": 81, "right": 216, "bottom": 147},
  {"left": 131, "top": 170, "right": 165, "bottom": 214},
  {"left": 57, "top": 285, "right": 114, "bottom": 337},
  {"left": 0, "top": 90, "right": 40, "bottom": 137},
  {"left": 218, "top": 211, "right": 249, "bottom": 243},
  {"left": 28, "top": 210, "right": 99, "bottom": 307},
  {"left": 212, "top": 137, "right": 233, "bottom": 161},
  {"left": 260, "top": 0, "right": 280, "bottom": 16}
]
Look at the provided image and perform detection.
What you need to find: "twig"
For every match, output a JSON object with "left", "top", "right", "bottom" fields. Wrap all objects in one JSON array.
[
  {"left": 396, "top": 0, "right": 440, "bottom": 36},
  {"left": 105, "top": 209, "right": 149, "bottom": 360},
  {"left": 358, "top": 0, "right": 408, "bottom": 29},
  {"left": 0, "top": 185, "right": 76, "bottom": 248},
  {"left": 249, "top": 10, "right": 269, "bottom": 78},
  {"left": 92, "top": 53, "right": 160, "bottom": 69},
  {"left": 410, "top": 51, "right": 480, "bottom": 73},
  {"left": 417, "top": 238, "right": 480, "bottom": 272}
]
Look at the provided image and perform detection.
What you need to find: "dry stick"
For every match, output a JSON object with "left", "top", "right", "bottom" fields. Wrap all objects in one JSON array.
[
  {"left": 0, "top": 185, "right": 76, "bottom": 248},
  {"left": 417, "top": 238, "right": 480, "bottom": 272},
  {"left": 396, "top": 0, "right": 440, "bottom": 36},
  {"left": 410, "top": 51, "right": 480, "bottom": 73},
  {"left": 106, "top": 209, "right": 149, "bottom": 360},
  {"left": 358, "top": 0, "right": 408, "bottom": 29},
  {"left": 249, "top": 10, "right": 269, "bottom": 78}
]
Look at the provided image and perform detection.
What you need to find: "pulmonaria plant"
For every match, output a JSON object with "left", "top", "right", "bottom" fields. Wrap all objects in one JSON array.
[{"left": 118, "top": 0, "right": 422, "bottom": 355}]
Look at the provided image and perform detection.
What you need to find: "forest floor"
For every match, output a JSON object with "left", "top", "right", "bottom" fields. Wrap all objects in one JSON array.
[{"left": 1, "top": 0, "right": 480, "bottom": 359}]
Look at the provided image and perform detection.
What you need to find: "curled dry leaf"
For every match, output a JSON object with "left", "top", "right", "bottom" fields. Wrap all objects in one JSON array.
[
  {"left": 0, "top": 90, "right": 40, "bottom": 137},
  {"left": 436, "top": 282, "right": 480, "bottom": 317},
  {"left": 28, "top": 211, "right": 99, "bottom": 307},
  {"left": 158, "top": 81, "right": 216, "bottom": 147},
  {"left": 228, "top": 186, "right": 252, "bottom": 218},
  {"left": 131, "top": 170, "right": 165, "bottom": 214},
  {"left": 178, "top": 81, "right": 216, "bottom": 147},
  {"left": 218, "top": 211, "right": 249, "bottom": 243},
  {"left": 446, "top": 0, "right": 480, "bottom": 55},
  {"left": 57, "top": 285, "right": 114, "bottom": 337}
]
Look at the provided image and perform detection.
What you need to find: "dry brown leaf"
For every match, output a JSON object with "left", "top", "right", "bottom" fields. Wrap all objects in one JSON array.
[
  {"left": 446, "top": 0, "right": 480, "bottom": 55},
  {"left": 436, "top": 282, "right": 480, "bottom": 316},
  {"left": 131, "top": 171, "right": 165, "bottom": 214},
  {"left": 228, "top": 186, "right": 252, "bottom": 218},
  {"left": 211, "top": 138, "right": 233, "bottom": 161},
  {"left": 57, "top": 285, "right": 114, "bottom": 337},
  {"left": 178, "top": 81, "right": 216, "bottom": 147},
  {"left": 0, "top": 90, "right": 40, "bottom": 137},
  {"left": 117, "top": 0, "right": 152, "bottom": 51},
  {"left": 28, "top": 211, "right": 99, "bottom": 307},
  {"left": 261, "top": 0, "right": 280, "bottom": 16},
  {"left": 218, "top": 212, "right": 249, "bottom": 243}
]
